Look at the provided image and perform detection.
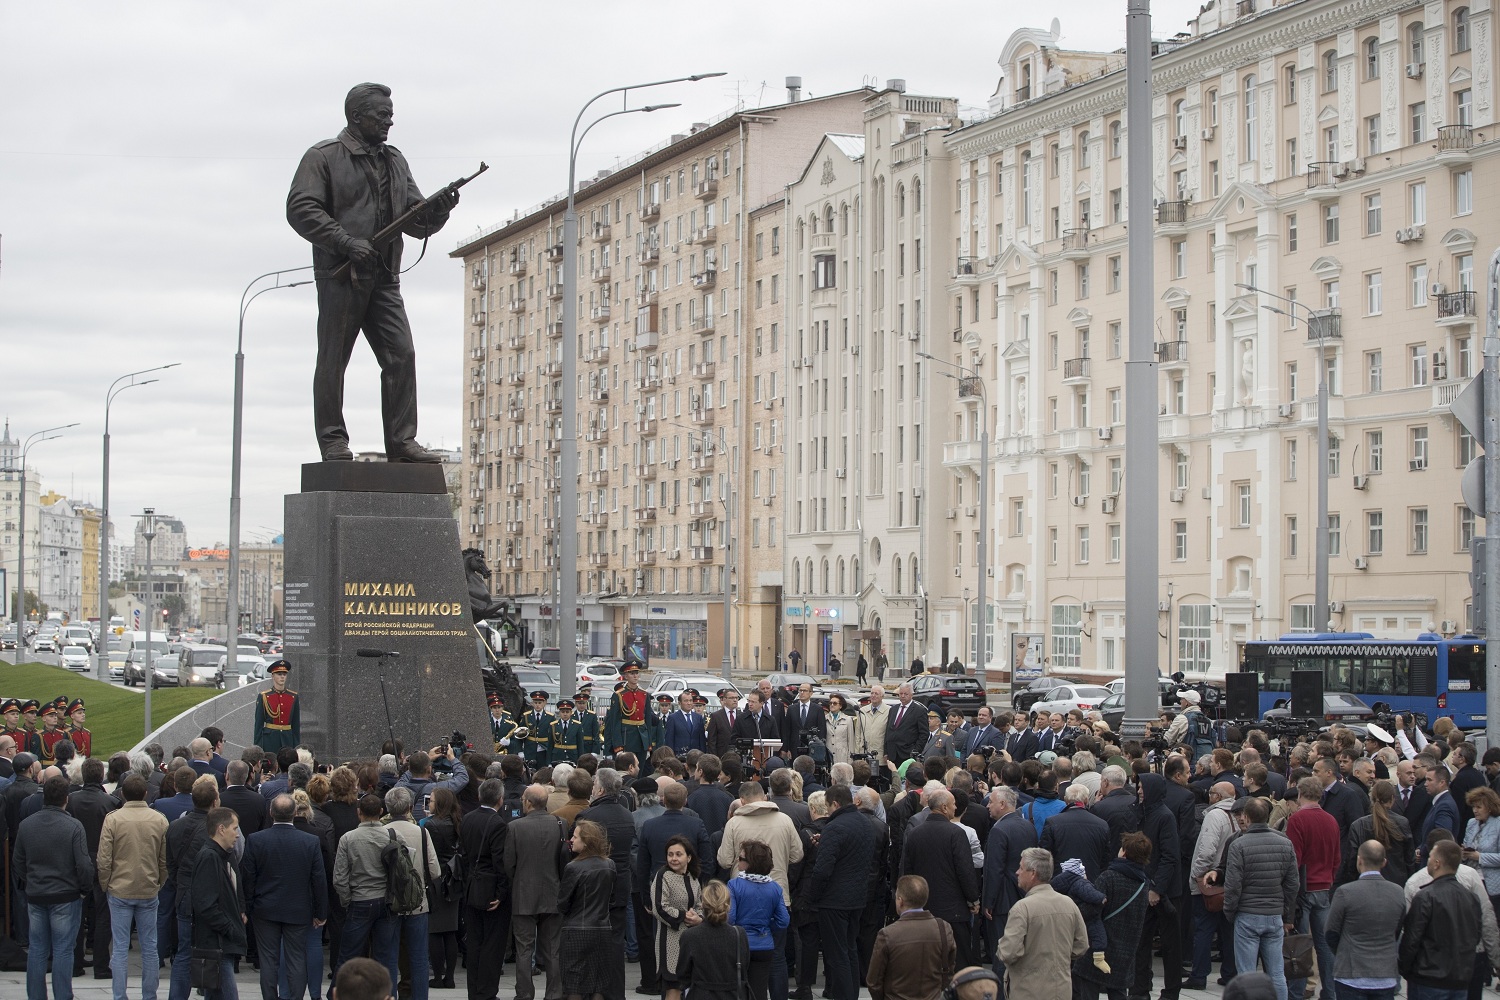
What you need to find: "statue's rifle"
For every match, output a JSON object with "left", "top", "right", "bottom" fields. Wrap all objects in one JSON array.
[{"left": 330, "top": 161, "right": 489, "bottom": 282}]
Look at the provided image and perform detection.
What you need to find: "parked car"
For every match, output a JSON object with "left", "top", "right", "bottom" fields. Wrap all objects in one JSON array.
[
  {"left": 512, "top": 666, "right": 561, "bottom": 705},
  {"left": 224, "top": 654, "right": 271, "bottom": 686},
  {"left": 1098, "top": 692, "right": 1126, "bottom": 733},
  {"left": 59, "top": 645, "right": 92, "bottom": 672},
  {"left": 1011, "top": 676, "right": 1083, "bottom": 713},
  {"left": 577, "top": 660, "right": 621, "bottom": 684},
  {"left": 1263, "top": 692, "right": 1375, "bottom": 723},
  {"left": 650, "top": 674, "right": 741, "bottom": 703},
  {"left": 1030, "top": 684, "right": 1115, "bottom": 716},
  {"left": 148, "top": 655, "right": 180, "bottom": 688},
  {"left": 762, "top": 672, "right": 822, "bottom": 704},
  {"left": 909, "top": 673, "right": 987, "bottom": 716},
  {"left": 1104, "top": 675, "right": 1183, "bottom": 708},
  {"left": 812, "top": 686, "right": 870, "bottom": 710}
]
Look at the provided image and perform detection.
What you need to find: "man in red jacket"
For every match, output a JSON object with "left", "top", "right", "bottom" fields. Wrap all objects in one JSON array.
[{"left": 1286, "top": 776, "right": 1342, "bottom": 1000}]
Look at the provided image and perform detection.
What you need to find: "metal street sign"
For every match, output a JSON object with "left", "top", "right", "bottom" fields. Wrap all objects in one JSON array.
[{"left": 1453, "top": 377, "right": 1486, "bottom": 516}]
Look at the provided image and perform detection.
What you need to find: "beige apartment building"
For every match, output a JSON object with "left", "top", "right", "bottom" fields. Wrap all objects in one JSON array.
[
  {"left": 936, "top": 0, "right": 1494, "bottom": 678},
  {"left": 452, "top": 88, "right": 868, "bottom": 670}
]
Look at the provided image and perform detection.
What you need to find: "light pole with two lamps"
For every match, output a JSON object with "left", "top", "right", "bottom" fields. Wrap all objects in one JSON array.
[
  {"left": 1237, "top": 283, "right": 1338, "bottom": 631},
  {"left": 559, "top": 72, "right": 724, "bottom": 701},
  {"left": 96, "top": 366, "right": 179, "bottom": 678},
  {"left": 9, "top": 424, "right": 80, "bottom": 642},
  {"left": 917, "top": 351, "right": 990, "bottom": 688},
  {"left": 229, "top": 267, "right": 312, "bottom": 683}
]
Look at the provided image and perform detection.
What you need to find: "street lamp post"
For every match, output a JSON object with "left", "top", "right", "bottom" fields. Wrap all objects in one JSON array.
[
  {"left": 10, "top": 424, "right": 80, "bottom": 642},
  {"left": 229, "top": 268, "right": 311, "bottom": 685},
  {"left": 919, "top": 352, "right": 990, "bottom": 689},
  {"left": 140, "top": 508, "right": 157, "bottom": 740},
  {"left": 96, "top": 366, "right": 178, "bottom": 678},
  {"left": 560, "top": 72, "right": 723, "bottom": 701},
  {"left": 1238, "top": 283, "right": 1333, "bottom": 631}
]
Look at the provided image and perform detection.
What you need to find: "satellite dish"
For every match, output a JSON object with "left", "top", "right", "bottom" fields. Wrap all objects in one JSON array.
[{"left": 1050, "top": 17, "right": 1061, "bottom": 38}]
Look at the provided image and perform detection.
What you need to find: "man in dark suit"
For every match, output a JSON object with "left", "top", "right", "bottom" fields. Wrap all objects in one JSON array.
[
  {"left": 999, "top": 711, "right": 1038, "bottom": 762},
  {"left": 68, "top": 757, "right": 119, "bottom": 980},
  {"left": 1394, "top": 758, "right": 1431, "bottom": 834},
  {"left": 663, "top": 692, "right": 707, "bottom": 755},
  {"left": 505, "top": 784, "right": 568, "bottom": 1000},
  {"left": 220, "top": 760, "right": 268, "bottom": 838},
  {"left": 900, "top": 788, "right": 980, "bottom": 966},
  {"left": 636, "top": 781, "right": 715, "bottom": 885},
  {"left": 964, "top": 706, "right": 1006, "bottom": 758},
  {"left": 782, "top": 683, "right": 828, "bottom": 757},
  {"left": 241, "top": 793, "right": 328, "bottom": 1000},
  {"left": 1314, "top": 756, "right": 1368, "bottom": 838},
  {"left": 1448, "top": 743, "right": 1484, "bottom": 829},
  {"left": 753, "top": 678, "right": 787, "bottom": 733},
  {"left": 461, "top": 778, "right": 511, "bottom": 1000},
  {"left": 734, "top": 691, "right": 780, "bottom": 744},
  {"left": 1419, "top": 763, "right": 1462, "bottom": 859},
  {"left": 982, "top": 785, "right": 1038, "bottom": 982},
  {"left": 187, "top": 738, "right": 227, "bottom": 790},
  {"left": 883, "top": 683, "right": 927, "bottom": 767},
  {"left": 705, "top": 688, "right": 741, "bottom": 759}
]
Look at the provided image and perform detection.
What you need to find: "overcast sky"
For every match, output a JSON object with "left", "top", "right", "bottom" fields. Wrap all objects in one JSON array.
[{"left": 0, "top": 0, "right": 1202, "bottom": 548}]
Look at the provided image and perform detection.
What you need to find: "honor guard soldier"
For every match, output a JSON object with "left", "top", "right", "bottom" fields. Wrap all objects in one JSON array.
[
  {"left": 574, "top": 683, "right": 602, "bottom": 756},
  {"left": 37, "top": 701, "right": 68, "bottom": 765},
  {"left": 65, "top": 699, "right": 91, "bottom": 758},
  {"left": 17, "top": 700, "right": 42, "bottom": 756},
  {"left": 488, "top": 693, "right": 518, "bottom": 753},
  {"left": 0, "top": 699, "right": 26, "bottom": 746},
  {"left": 520, "top": 690, "right": 554, "bottom": 768},
  {"left": 548, "top": 699, "right": 583, "bottom": 764},
  {"left": 605, "top": 664, "right": 659, "bottom": 760},
  {"left": 253, "top": 659, "right": 301, "bottom": 753}
]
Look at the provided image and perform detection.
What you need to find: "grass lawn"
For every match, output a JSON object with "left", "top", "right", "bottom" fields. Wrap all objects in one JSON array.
[{"left": 1, "top": 661, "right": 221, "bottom": 757}]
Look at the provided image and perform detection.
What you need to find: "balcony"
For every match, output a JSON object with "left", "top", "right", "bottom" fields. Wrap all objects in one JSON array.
[
  {"left": 635, "top": 508, "right": 658, "bottom": 524},
  {"left": 507, "top": 406, "right": 524, "bottom": 422},
  {"left": 1433, "top": 378, "right": 1469, "bottom": 411},
  {"left": 584, "top": 345, "right": 610, "bottom": 364},
  {"left": 636, "top": 287, "right": 658, "bottom": 307},
  {"left": 509, "top": 297, "right": 526, "bottom": 314},
  {"left": 506, "top": 371, "right": 526, "bottom": 385},
  {"left": 640, "top": 201, "right": 662, "bottom": 222},
  {"left": 1059, "top": 228, "right": 1091, "bottom": 260},
  {"left": 639, "top": 242, "right": 660, "bottom": 263},
  {"left": 636, "top": 330, "right": 660, "bottom": 351},
  {"left": 592, "top": 265, "right": 611, "bottom": 284},
  {"left": 695, "top": 178, "right": 718, "bottom": 200},
  {"left": 537, "top": 320, "right": 558, "bottom": 340},
  {"left": 691, "top": 545, "right": 715, "bottom": 561},
  {"left": 1159, "top": 414, "right": 1190, "bottom": 439},
  {"left": 1437, "top": 125, "right": 1474, "bottom": 163},
  {"left": 1299, "top": 396, "right": 1346, "bottom": 422},
  {"left": 504, "top": 556, "right": 522, "bottom": 570},
  {"left": 544, "top": 397, "right": 562, "bottom": 414},
  {"left": 1056, "top": 428, "right": 1086, "bottom": 452},
  {"left": 508, "top": 258, "right": 527, "bottom": 277},
  {"left": 581, "top": 510, "right": 597, "bottom": 525},
  {"left": 637, "top": 549, "right": 657, "bottom": 565},
  {"left": 693, "top": 224, "right": 717, "bottom": 245},
  {"left": 505, "top": 443, "right": 525, "bottom": 458},
  {"left": 638, "top": 372, "right": 662, "bottom": 392},
  {"left": 688, "top": 500, "right": 713, "bottom": 518},
  {"left": 588, "top": 469, "right": 609, "bottom": 486},
  {"left": 547, "top": 282, "right": 564, "bottom": 300},
  {"left": 589, "top": 552, "right": 609, "bottom": 567},
  {"left": 505, "top": 481, "right": 521, "bottom": 495},
  {"left": 1306, "top": 161, "right": 1341, "bottom": 199},
  {"left": 689, "top": 406, "right": 715, "bottom": 425},
  {"left": 470, "top": 309, "right": 487, "bottom": 326},
  {"left": 692, "top": 360, "right": 716, "bottom": 378},
  {"left": 1062, "top": 357, "right": 1091, "bottom": 382},
  {"left": 585, "top": 424, "right": 609, "bottom": 443},
  {"left": 942, "top": 439, "right": 985, "bottom": 472},
  {"left": 690, "top": 268, "right": 718, "bottom": 289},
  {"left": 1306, "top": 309, "right": 1342, "bottom": 341},
  {"left": 540, "top": 360, "right": 561, "bottom": 378},
  {"left": 592, "top": 222, "right": 612, "bottom": 243},
  {"left": 694, "top": 314, "right": 716, "bottom": 334},
  {"left": 544, "top": 244, "right": 564, "bottom": 263},
  {"left": 635, "top": 417, "right": 658, "bottom": 436},
  {"left": 590, "top": 303, "right": 611, "bottom": 321},
  {"left": 1156, "top": 340, "right": 1188, "bottom": 366},
  {"left": 635, "top": 462, "right": 658, "bottom": 481},
  {"left": 1156, "top": 201, "right": 1188, "bottom": 228},
  {"left": 507, "top": 332, "right": 525, "bottom": 350},
  {"left": 689, "top": 451, "right": 715, "bottom": 471},
  {"left": 1436, "top": 290, "right": 1477, "bottom": 323}
]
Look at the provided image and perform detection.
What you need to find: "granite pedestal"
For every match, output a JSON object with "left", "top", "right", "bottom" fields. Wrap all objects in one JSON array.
[{"left": 284, "top": 462, "right": 488, "bottom": 763}]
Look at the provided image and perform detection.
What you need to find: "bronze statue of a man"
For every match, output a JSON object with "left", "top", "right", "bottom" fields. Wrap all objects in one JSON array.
[{"left": 287, "top": 83, "right": 457, "bottom": 463}]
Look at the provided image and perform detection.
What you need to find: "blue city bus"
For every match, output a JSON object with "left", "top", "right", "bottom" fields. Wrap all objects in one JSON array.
[{"left": 1238, "top": 631, "right": 1487, "bottom": 728}]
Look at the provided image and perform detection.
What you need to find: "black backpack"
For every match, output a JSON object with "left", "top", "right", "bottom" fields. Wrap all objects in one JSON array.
[{"left": 382, "top": 828, "right": 426, "bottom": 915}]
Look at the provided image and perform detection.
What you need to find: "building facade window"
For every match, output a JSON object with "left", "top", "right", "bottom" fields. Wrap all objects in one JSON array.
[{"left": 1050, "top": 603, "right": 1083, "bottom": 669}]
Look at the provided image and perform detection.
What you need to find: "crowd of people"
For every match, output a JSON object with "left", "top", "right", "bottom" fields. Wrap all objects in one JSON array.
[{"left": 2, "top": 669, "right": 1499, "bottom": 1000}]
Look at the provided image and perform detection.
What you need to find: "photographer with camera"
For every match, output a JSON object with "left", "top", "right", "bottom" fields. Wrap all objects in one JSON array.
[
  {"left": 1163, "top": 690, "right": 1215, "bottom": 759},
  {"left": 393, "top": 743, "right": 468, "bottom": 821}
]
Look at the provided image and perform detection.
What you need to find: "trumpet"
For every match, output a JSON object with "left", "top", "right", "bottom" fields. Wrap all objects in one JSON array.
[{"left": 511, "top": 726, "right": 531, "bottom": 741}]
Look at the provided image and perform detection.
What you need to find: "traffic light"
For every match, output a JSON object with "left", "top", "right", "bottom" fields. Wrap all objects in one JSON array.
[{"left": 914, "top": 603, "right": 926, "bottom": 639}]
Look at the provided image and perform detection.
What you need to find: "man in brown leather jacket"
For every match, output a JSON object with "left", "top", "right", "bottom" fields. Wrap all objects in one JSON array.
[
  {"left": 867, "top": 875, "right": 956, "bottom": 1000},
  {"left": 287, "top": 82, "right": 456, "bottom": 463}
]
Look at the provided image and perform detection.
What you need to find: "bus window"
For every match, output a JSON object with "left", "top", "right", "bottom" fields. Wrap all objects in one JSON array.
[
  {"left": 1363, "top": 658, "right": 1398, "bottom": 695},
  {"left": 1327, "top": 659, "right": 1355, "bottom": 692},
  {"left": 1448, "top": 645, "right": 1487, "bottom": 692}
]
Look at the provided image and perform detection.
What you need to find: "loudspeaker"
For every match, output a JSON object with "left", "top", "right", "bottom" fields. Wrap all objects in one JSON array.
[
  {"left": 1290, "top": 669, "right": 1325, "bottom": 718},
  {"left": 1224, "top": 671, "right": 1259, "bottom": 720}
]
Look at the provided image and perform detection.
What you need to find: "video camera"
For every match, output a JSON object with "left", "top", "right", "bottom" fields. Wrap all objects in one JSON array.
[
  {"left": 1369, "top": 702, "right": 1428, "bottom": 734},
  {"left": 435, "top": 730, "right": 473, "bottom": 770}
]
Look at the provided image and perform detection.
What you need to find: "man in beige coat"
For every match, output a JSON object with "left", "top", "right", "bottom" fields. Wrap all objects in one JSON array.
[
  {"left": 997, "top": 847, "right": 1088, "bottom": 1000},
  {"left": 97, "top": 773, "right": 170, "bottom": 1000},
  {"left": 855, "top": 685, "right": 891, "bottom": 771},
  {"left": 716, "top": 780, "right": 804, "bottom": 906}
]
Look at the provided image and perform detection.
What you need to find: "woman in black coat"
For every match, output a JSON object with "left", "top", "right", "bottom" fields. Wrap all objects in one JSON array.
[
  {"left": 191, "top": 808, "right": 247, "bottom": 1000},
  {"left": 1073, "top": 834, "right": 1154, "bottom": 1000},
  {"left": 679, "top": 881, "right": 750, "bottom": 1000},
  {"left": 422, "top": 787, "right": 464, "bottom": 989},
  {"left": 559, "top": 819, "right": 624, "bottom": 1000}
]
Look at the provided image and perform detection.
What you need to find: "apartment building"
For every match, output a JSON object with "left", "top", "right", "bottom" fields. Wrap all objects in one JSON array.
[
  {"left": 939, "top": 0, "right": 1494, "bottom": 677},
  {"left": 452, "top": 87, "right": 869, "bottom": 669}
]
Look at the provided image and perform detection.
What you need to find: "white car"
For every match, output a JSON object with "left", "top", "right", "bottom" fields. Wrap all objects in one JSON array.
[
  {"left": 1031, "top": 684, "right": 1115, "bottom": 715},
  {"left": 578, "top": 660, "right": 621, "bottom": 684},
  {"left": 59, "top": 645, "right": 92, "bottom": 672}
]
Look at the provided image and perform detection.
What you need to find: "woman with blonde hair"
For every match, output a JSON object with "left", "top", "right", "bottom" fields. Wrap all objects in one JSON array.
[
  {"left": 679, "top": 881, "right": 749, "bottom": 1000},
  {"left": 559, "top": 819, "right": 622, "bottom": 1000},
  {"left": 1463, "top": 785, "right": 1500, "bottom": 915}
]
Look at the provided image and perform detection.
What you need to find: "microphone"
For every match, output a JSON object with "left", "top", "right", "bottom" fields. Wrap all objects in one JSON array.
[{"left": 356, "top": 649, "right": 399, "bottom": 658}]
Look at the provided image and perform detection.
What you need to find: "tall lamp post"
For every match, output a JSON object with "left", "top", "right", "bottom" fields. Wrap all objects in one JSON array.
[
  {"left": 1238, "top": 283, "right": 1336, "bottom": 631},
  {"left": 96, "top": 366, "right": 178, "bottom": 678},
  {"left": 919, "top": 352, "right": 990, "bottom": 688},
  {"left": 560, "top": 71, "right": 724, "bottom": 701},
  {"left": 229, "top": 268, "right": 311, "bottom": 685},
  {"left": 140, "top": 508, "right": 156, "bottom": 739},
  {"left": 10, "top": 424, "right": 80, "bottom": 640}
]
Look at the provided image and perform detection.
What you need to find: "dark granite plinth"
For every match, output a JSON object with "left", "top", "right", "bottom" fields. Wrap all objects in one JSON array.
[
  {"left": 283, "top": 489, "right": 487, "bottom": 763},
  {"left": 301, "top": 461, "right": 448, "bottom": 494}
]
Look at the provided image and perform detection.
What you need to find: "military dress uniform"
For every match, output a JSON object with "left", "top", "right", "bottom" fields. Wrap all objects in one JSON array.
[
  {"left": 254, "top": 660, "right": 301, "bottom": 753},
  {"left": 489, "top": 694, "right": 518, "bottom": 754},
  {"left": 66, "top": 697, "right": 91, "bottom": 758},
  {"left": 520, "top": 693, "right": 554, "bottom": 768},
  {"left": 17, "top": 700, "right": 42, "bottom": 757},
  {"left": 548, "top": 701, "right": 583, "bottom": 764},
  {"left": 37, "top": 702, "right": 69, "bottom": 766},
  {"left": 603, "top": 671, "right": 659, "bottom": 758},
  {"left": 0, "top": 698, "right": 27, "bottom": 749},
  {"left": 574, "top": 686, "right": 602, "bottom": 757}
]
